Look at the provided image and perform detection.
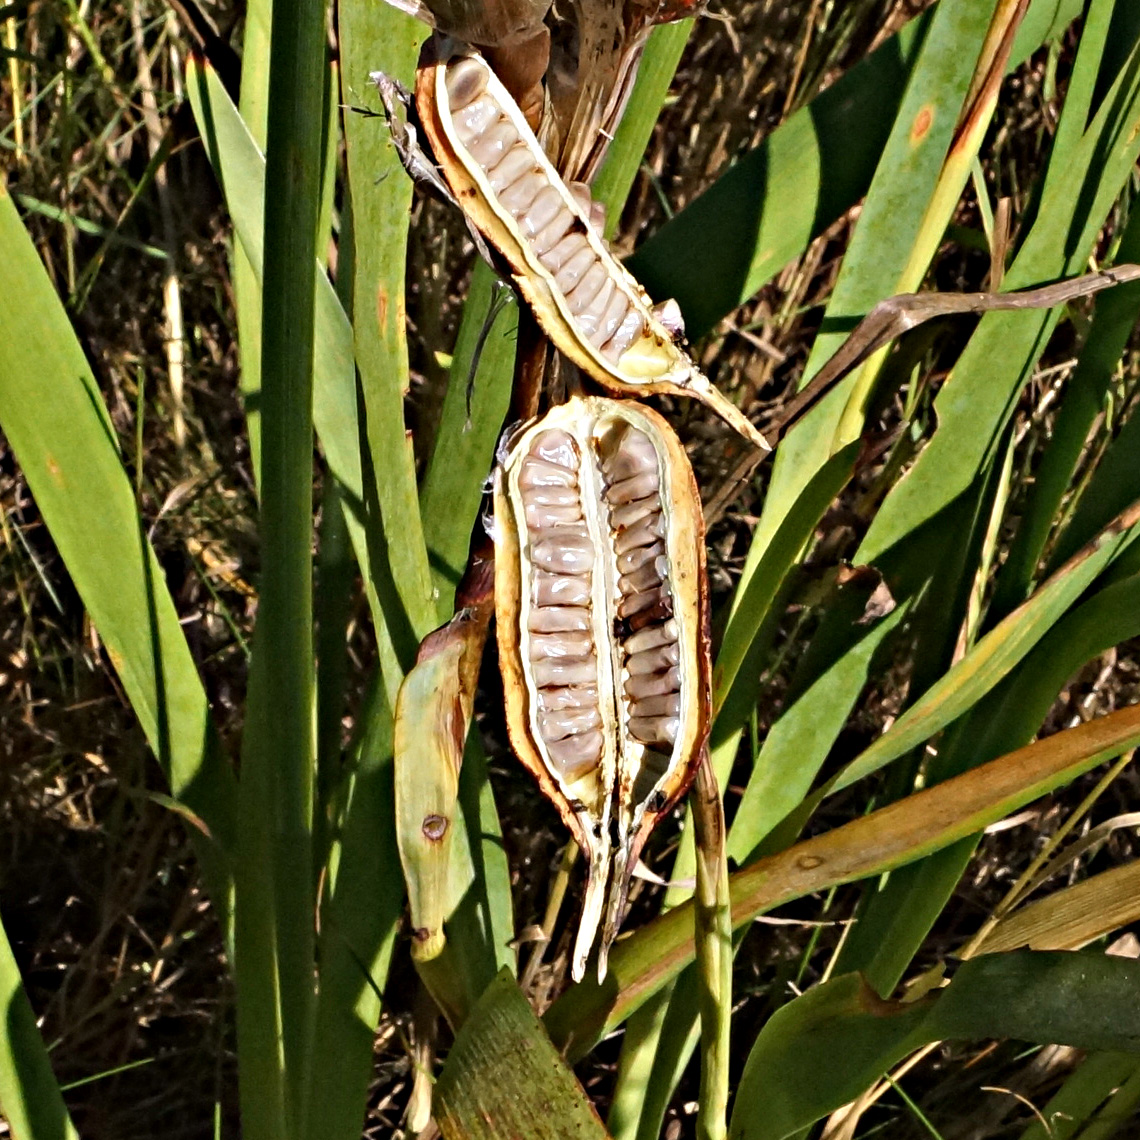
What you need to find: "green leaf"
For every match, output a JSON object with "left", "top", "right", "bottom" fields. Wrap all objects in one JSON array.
[
  {"left": 833, "top": 568, "right": 1140, "bottom": 995},
  {"left": 1017, "top": 1052, "right": 1140, "bottom": 1140},
  {"left": 0, "top": 913, "right": 80, "bottom": 1140},
  {"left": 434, "top": 970, "right": 609, "bottom": 1140},
  {"left": 592, "top": 20, "right": 693, "bottom": 235},
  {"left": 831, "top": 501, "right": 1140, "bottom": 797},
  {"left": 340, "top": 8, "right": 437, "bottom": 652},
  {"left": 419, "top": 260, "right": 517, "bottom": 611},
  {"left": 305, "top": 678, "right": 405, "bottom": 1140},
  {"left": 0, "top": 187, "right": 237, "bottom": 931},
  {"left": 991, "top": 201, "right": 1140, "bottom": 618},
  {"left": 235, "top": 0, "right": 329, "bottom": 1125},
  {"left": 859, "top": 26, "right": 1140, "bottom": 566},
  {"left": 729, "top": 951, "right": 1140, "bottom": 1140}
]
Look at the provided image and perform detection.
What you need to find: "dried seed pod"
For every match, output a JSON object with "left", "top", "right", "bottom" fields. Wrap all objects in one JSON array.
[
  {"left": 416, "top": 42, "right": 769, "bottom": 452},
  {"left": 494, "top": 395, "right": 711, "bottom": 980}
]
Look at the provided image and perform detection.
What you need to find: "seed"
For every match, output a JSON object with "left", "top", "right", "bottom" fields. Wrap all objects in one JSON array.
[
  {"left": 554, "top": 245, "right": 597, "bottom": 293},
  {"left": 499, "top": 170, "right": 546, "bottom": 215},
  {"left": 521, "top": 186, "right": 566, "bottom": 237},
  {"left": 541, "top": 232, "right": 590, "bottom": 273},
  {"left": 421, "top": 47, "right": 772, "bottom": 450},
  {"left": 565, "top": 262, "right": 609, "bottom": 315},
  {"left": 467, "top": 120, "right": 519, "bottom": 169},
  {"left": 488, "top": 145, "right": 536, "bottom": 192},
  {"left": 445, "top": 57, "right": 487, "bottom": 109},
  {"left": 452, "top": 96, "right": 498, "bottom": 143}
]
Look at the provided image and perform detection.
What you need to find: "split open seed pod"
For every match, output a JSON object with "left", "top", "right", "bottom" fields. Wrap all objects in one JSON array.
[
  {"left": 493, "top": 395, "right": 712, "bottom": 980},
  {"left": 415, "top": 40, "right": 769, "bottom": 451}
]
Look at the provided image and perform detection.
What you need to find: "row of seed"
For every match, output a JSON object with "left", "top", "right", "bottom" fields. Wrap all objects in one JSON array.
[
  {"left": 520, "top": 430, "right": 605, "bottom": 782},
  {"left": 445, "top": 57, "right": 647, "bottom": 363},
  {"left": 598, "top": 426, "right": 681, "bottom": 750}
]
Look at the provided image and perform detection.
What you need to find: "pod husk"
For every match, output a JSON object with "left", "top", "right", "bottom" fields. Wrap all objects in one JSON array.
[
  {"left": 493, "top": 395, "right": 711, "bottom": 978},
  {"left": 414, "top": 41, "right": 769, "bottom": 450}
]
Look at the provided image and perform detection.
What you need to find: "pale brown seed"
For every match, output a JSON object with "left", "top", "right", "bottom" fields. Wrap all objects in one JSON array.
[
  {"left": 524, "top": 500, "right": 583, "bottom": 528},
  {"left": 591, "top": 288, "right": 630, "bottom": 349},
  {"left": 537, "top": 684, "right": 598, "bottom": 711},
  {"left": 625, "top": 620, "right": 678, "bottom": 654},
  {"left": 445, "top": 58, "right": 488, "bottom": 110},
  {"left": 554, "top": 245, "right": 597, "bottom": 293},
  {"left": 453, "top": 96, "right": 499, "bottom": 143},
  {"left": 531, "top": 209, "right": 576, "bottom": 256},
  {"left": 467, "top": 120, "right": 519, "bottom": 170},
  {"left": 630, "top": 693, "right": 681, "bottom": 719},
  {"left": 577, "top": 278, "right": 615, "bottom": 338},
  {"left": 518, "top": 456, "right": 576, "bottom": 489},
  {"left": 624, "top": 666, "right": 681, "bottom": 700},
  {"left": 627, "top": 642, "right": 680, "bottom": 675},
  {"left": 545, "top": 730, "right": 604, "bottom": 780},
  {"left": 615, "top": 512, "right": 662, "bottom": 551},
  {"left": 608, "top": 471, "right": 661, "bottom": 508},
  {"left": 531, "top": 531, "right": 594, "bottom": 574},
  {"left": 603, "top": 428, "right": 658, "bottom": 482},
  {"left": 540, "top": 232, "right": 590, "bottom": 273},
  {"left": 565, "top": 262, "right": 608, "bottom": 315},
  {"left": 489, "top": 146, "right": 536, "bottom": 192},
  {"left": 539, "top": 705, "right": 603, "bottom": 741},
  {"left": 530, "top": 430, "right": 579, "bottom": 469},
  {"left": 530, "top": 630, "right": 594, "bottom": 659},
  {"left": 621, "top": 557, "right": 667, "bottom": 596},
  {"left": 499, "top": 170, "right": 546, "bottom": 215},
  {"left": 611, "top": 495, "right": 658, "bottom": 531},
  {"left": 520, "top": 186, "right": 566, "bottom": 237},
  {"left": 532, "top": 571, "right": 591, "bottom": 607},
  {"left": 602, "top": 309, "right": 646, "bottom": 360},
  {"left": 617, "top": 540, "right": 665, "bottom": 576},
  {"left": 531, "top": 655, "right": 597, "bottom": 688},
  {"left": 628, "top": 716, "right": 679, "bottom": 746},
  {"left": 528, "top": 606, "right": 592, "bottom": 634}
]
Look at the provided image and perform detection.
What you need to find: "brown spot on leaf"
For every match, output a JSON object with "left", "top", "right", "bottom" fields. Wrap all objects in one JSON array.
[
  {"left": 910, "top": 105, "right": 934, "bottom": 144},
  {"left": 797, "top": 853, "right": 824, "bottom": 870},
  {"left": 45, "top": 454, "right": 63, "bottom": 487},
  {"left": 423, "top": 813, "right": 449, "bottom": 842},
  {"left": 413, "top": 926, "right": 433, "bottom": 942},
  {"left": 376, "top": 286, "right": 388, "bottom": 330}
]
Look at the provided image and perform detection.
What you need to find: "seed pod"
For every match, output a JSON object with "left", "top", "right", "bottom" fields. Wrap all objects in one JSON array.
[
  {"left": 416, "top": 42, "right": 770, "bottom": 452},
  {"left": 494, "top": 395, "right": 711, "bottom": 980}
]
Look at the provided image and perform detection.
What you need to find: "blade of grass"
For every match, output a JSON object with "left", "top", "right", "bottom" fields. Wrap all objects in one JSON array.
[
  {"left": 591, "top": 19, "right": 692, "bottom": 234},
  {"left": 418, "top": 260, "right": 517, "bottom": 611},
  {"left": 750, "top": 0, "right": 1011, "bottom": 571},
  {"left": 0, "top": 911, "right": 81, "bottom": 1140},
  {"left": 340, "top": 4, "right": 436, "bottom": 654},
  {"left": 305, "top": 677, "right": 406, "bottom": 1140},
  {"left": 832, "top": 565, "right": 1140, "bottom": 994},
  {"left": 233, "top": 0, "right": 271, "bottom": 478},
  {"left": 185, "top": 56, "right": 404, "bottom": 703},
  {"left": 858, "top": 23, "right": 1140, "bottom": 567},
  {"left": 235, "top": 0, "right": 328, "bottom": 1131},
  {"left": 1017, "top": 1052, "right": 1140, "bottom": 1140},
  {"left": 830, "top": 501, "right": 1140, "bottom": 797},
  {"left": 0, "top": 187, "right": 237, "bottom": 935},
  {"left": 783, "top": 10, "right": 1140, "bottom": 1001}
]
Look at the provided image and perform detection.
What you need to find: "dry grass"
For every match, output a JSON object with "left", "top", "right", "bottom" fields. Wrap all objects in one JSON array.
[{"left": 3, "top": 1, "right": 1140, "bottom": 1137}]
